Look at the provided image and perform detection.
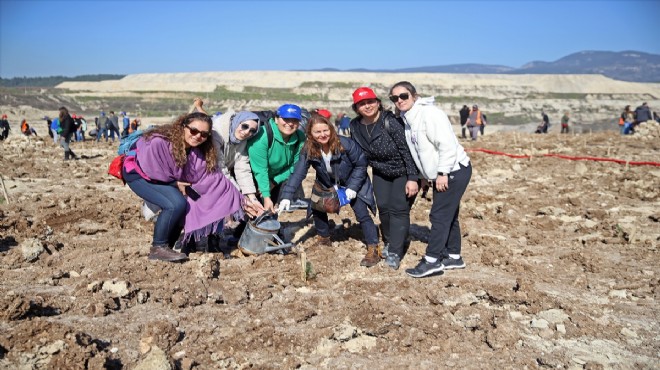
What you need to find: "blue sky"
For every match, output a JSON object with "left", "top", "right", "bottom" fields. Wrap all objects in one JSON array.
[{"left": 1, "top": 0, "right": 659, "bottom": 78}]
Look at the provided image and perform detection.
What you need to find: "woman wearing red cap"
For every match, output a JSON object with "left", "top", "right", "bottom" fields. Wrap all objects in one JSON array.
[
  {"left": 349, "top": 87, "right": 419, "bottom": 269},
  {"left": 389, "top": 81, "right": 472, "bottom": 278}
]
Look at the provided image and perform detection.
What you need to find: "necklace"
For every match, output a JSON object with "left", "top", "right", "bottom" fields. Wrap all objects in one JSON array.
[{"left": 362, "top": 119, "right": 376, "bottom": 137}]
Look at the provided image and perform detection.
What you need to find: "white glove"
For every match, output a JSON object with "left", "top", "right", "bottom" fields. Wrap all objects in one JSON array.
[
  {"left": 278, "top": 199, "right": 291, "bottom": 215},
  {"left": 345, "top": 188, "right": 357, "bottom": 200}
]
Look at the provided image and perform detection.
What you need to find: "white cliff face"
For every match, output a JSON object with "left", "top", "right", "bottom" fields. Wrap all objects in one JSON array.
[{"left": 40, "top": 71, "right": 660, "bottom": 127}]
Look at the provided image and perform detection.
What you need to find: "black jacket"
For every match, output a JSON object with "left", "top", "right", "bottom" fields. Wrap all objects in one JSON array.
[
  {"left": 459, "top": 106, "right": 470, "bottom": 125},
  {"left": 281, "top": 136, "right": 376, "bottom": 214},
  {"left": 60, "top": 114, "right": 76, "bottom": 138},
  {"left": 349, "top": 110, "right": 418, "bottom": 180}
]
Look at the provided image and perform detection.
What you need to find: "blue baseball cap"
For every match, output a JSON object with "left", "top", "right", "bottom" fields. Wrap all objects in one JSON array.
[{"left": 277, "top": 104, "right": 302, "bottom": 120}]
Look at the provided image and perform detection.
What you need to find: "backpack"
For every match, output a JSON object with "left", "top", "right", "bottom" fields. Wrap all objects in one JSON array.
[
  {"left": 109, "top": 129, "right": 147, "bottom": 182},
  {"left": 118, "top": 129, "right": 145, "bottom": 156}
]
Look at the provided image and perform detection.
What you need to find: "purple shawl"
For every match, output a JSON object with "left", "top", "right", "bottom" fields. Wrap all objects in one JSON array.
[{"left": 135, "top": 136, "right": 243, "bottom": 241}]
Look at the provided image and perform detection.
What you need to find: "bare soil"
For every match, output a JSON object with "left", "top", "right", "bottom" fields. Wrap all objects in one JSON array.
[{"left": 0, "top": 128, "right": 658, "bottom": 369}]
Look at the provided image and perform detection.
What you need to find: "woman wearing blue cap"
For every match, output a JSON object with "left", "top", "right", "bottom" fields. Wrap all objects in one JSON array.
[{"left": 248, "top": 104, "right": 306, "bottom": 214}]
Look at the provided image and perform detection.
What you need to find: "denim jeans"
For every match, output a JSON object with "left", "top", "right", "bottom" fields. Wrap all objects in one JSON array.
[
  {"left": 59, "top": 136, "right": 76, "bottom": 159},
  {"left": 123, "top": 169, "right": 187, "bottom": 246},
  {"left": 312, "top": 197, "right": 378, "bottom": 245},
  {"left": 96, "top": 128, "right": 107, "bottom": 142},
  {"left": 426, "top": 163, "right": 472, "bottom": 259},
  {"left": 372, "top": 174, "right": 415, "bottom": 257}
]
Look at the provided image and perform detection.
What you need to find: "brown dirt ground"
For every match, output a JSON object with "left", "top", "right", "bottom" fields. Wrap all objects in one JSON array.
[{"left": 0, "top": 127, "right": 658, "bottom": 369}]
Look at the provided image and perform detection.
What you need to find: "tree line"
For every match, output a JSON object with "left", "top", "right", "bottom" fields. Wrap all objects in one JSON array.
[{"left": 0, "top": 74, "right": 125, "bottom": 88}]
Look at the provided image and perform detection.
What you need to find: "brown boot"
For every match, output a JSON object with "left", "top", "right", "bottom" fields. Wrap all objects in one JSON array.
[
  {"left": 149, "top": 245, "right": 188, "bottom": 262},
  {"left": 360, "top": 244, "right": 381, "bottom": 267},
  {"left": 316, "top": 235, "right": 332, "bottom": 247}
]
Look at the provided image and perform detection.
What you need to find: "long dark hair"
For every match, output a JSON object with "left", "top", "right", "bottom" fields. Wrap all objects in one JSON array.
[
  {"left": 143, "top": 112, "right": 217, "bottom": 172},
  {"left": 58, "top": 106, "right": 70, "bottom": 121},
  {"left": 304, "top": 113, "right": 344, "bottom": 159}
]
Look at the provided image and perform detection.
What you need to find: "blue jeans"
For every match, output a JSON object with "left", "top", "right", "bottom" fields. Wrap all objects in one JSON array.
[
  {"left": 312, "top": 197, "right": 378, "bottom": 245},
  {"left": 426, "top": 163, "right": 472, "bottom": 259},
  {"left": 123, "top": 169, "right": 187, "bottom": 246},
  {"left": 96, "top": 128, "right": 107, "bottom": 142}
]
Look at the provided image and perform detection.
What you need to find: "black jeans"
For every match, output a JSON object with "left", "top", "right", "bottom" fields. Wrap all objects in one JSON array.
[
  {"left": 426, "top": 163, "right": 472, "bottom": 259},
  {"left": 312, "top": 196, "right": 378, "bottom": 245},
  {"left": 372, "top": 174, "right": 415, "bottom": 257}
]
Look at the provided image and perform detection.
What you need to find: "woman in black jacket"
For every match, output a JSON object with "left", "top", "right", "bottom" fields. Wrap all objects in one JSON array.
[
  {"left": 279, "top": 113, "right": 379, "bottom": 267},
  {"left": 349, "top": 87, "right": 419, "bottom": 270},
  {"left": 58, "top": 106, "right": 79, "bottom": 160}
]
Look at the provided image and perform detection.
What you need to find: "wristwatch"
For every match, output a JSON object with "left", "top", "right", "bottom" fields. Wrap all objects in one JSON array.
[{"left": 438, "top": 172, "right": 448, "bottom": 177}]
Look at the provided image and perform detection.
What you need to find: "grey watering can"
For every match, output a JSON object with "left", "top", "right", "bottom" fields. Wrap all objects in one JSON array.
[{"left": 238, "top": 211, "right": 294, "bottom": 255}]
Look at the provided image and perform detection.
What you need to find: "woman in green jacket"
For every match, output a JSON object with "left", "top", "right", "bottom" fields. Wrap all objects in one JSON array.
[{"left": 248, "top": 104, "right": 306, "bottom": 214}]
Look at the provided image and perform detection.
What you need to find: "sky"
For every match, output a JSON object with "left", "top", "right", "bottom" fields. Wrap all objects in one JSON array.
[{"left": 1, "top": 0, "right": 659, "bottom": 78}]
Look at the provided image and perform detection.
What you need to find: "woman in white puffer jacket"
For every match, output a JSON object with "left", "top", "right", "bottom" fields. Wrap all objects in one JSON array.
[{"left": 389, "top": 81, "right": 472, "bottom": 278}]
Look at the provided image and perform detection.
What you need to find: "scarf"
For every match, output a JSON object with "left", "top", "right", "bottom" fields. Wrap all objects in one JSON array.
[
  {"left": 229, "top": 111, "right": 260, "bottom": 144},
  {"left": 135, "top": 136, "right": 244, "bottom": 242}
]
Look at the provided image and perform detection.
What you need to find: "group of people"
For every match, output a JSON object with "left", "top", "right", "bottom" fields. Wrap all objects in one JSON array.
[
  {"left": 459, "top": 105, "right": 487, "bottom": 140},
  {"left": 619, "top": 102, "right": 656, "bottom": 135},
  {"left": 124, "top": 82, "right": 472, "bottom": 279}
]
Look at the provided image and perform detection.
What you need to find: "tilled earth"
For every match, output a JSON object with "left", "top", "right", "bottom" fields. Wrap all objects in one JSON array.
[{"left": 0, "top": 126, "right": 658, "bottom": 369}]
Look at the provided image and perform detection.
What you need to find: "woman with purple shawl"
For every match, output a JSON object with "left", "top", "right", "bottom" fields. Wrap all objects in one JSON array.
[{"left": 122, "top": 112, "right": 244, "bottom": 262}]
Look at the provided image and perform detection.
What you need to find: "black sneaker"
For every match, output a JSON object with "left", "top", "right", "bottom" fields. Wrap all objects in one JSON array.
[
  {"left": 441, "top": 257, "right": 466, "bottom": 270},
  {"left": 405, "top": 258, "right": 444, "bottom": 278}
]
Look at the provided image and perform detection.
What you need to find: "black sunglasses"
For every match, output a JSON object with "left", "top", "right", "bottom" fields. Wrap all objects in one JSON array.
[
  {"left": 240, "top": 123, "right": 258, "bottom": 135},
  {"left": 185, "top": 125, "right": 211, "bottom": 139},
  {"left": 389, "top": 93, "right": 410, "bottom": 103}
]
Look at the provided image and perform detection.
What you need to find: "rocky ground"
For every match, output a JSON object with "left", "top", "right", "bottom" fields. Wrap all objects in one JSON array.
[{"left": 0, "top": 122, "right": 658, "bottom": 369}]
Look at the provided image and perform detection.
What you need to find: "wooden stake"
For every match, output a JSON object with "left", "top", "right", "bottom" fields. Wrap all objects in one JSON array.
[
  {"left": 0, "top": 175, "right": 9, "bottom": 204},
  {"left": 300, "top": 248, "right": 307, "bottom": 281}
]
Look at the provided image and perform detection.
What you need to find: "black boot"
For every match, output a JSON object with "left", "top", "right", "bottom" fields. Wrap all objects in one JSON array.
[{"left": 195, "top": 236, "right": 209, "bottom": 253}]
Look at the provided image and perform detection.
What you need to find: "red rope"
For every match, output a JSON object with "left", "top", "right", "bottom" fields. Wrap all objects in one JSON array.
[{"left": 466, "top": 148, "right": 660, "bottom": 167}]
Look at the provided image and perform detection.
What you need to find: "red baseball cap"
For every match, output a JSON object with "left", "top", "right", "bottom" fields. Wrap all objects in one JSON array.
[
  {"left": 316, "top": 109, "right": 332, "bottom": 119},
  {"left": 352, "top": 87, "right": 377, "bottom": 104}
]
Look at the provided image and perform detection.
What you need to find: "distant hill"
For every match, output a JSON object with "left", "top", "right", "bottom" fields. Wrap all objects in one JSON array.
[{"left": 307, "top": 51, "right": 660, "bottom": 83}]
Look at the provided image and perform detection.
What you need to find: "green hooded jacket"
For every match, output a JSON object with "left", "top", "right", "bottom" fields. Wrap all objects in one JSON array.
[{"left": 247, "top": 118, "right": 305, "bottom": 198}]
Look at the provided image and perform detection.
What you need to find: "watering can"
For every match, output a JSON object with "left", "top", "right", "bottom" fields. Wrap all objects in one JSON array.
[{"left": 238, "top": 211, "right": 294, "bottom": 255}]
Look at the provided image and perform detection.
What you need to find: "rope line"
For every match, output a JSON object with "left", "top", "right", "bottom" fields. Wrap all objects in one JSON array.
[{"left": 466, "top": 148, "right": 660, "bottom": 167}]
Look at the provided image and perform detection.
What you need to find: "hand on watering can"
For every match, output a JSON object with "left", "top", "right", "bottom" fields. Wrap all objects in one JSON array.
[
  {"left": 242, "top": 196, "right": 265, "bottom": 218},
  {"left": 278, "top": 199, "right": 291, "bottom": 215}
]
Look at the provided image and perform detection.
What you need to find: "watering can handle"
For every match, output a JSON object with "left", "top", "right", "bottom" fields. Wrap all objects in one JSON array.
[
  {"left": 272, "top": 233, "right": 286, "bottom": 246},
  {"left": 253, "top": 209, "right": 273, "bottom": 225}
]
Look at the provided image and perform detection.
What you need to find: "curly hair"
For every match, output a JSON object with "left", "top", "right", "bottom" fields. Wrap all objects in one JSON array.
[
  {"left": 304, "top": 113, "right": 344, "bottom": 159},
  {"left": 143, "top": 112, "right": 217, "bottom": 172}
]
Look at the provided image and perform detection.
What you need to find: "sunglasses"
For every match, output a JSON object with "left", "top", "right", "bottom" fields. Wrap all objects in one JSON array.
[
  {"left": 240, "top": 123, "right": 258, "bottom": 135},
  {"left": 185, "top": 125, "right": 210, "bottom": 139},
  {"left": 389, "top": 93, "right": 410, "bottom": 103}
]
